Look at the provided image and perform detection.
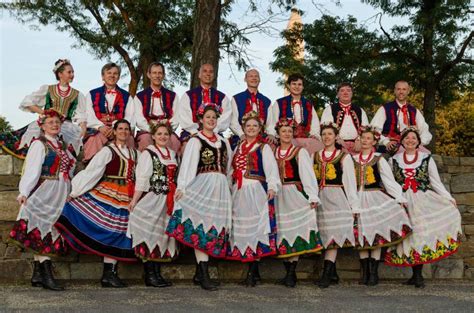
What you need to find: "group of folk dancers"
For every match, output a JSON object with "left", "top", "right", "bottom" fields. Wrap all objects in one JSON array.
[{"left": 2, "top": 59, "right": 462, "bottom": 291}]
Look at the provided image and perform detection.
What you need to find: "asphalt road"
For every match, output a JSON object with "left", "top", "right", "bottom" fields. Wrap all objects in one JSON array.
[{"left": 1, "top": 281, "right": 473, "bottom": 313}]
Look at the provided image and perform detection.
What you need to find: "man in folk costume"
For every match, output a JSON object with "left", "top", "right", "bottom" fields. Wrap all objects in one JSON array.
[
  {"left": 320, "top": 82, "right": 369, "bottom": 154},
  {"left": 83, "top": 62, "right": 135, "bottom": 162},
  {"left": 267, "top": 73, "right": 322, "bottom": 154},
  {"left": 134, "top": 62, "right": 180, "bottom": 152},
  {"left": 371, "top": 80, "right": 432, "bottom": 154},
  {"left": 229, "top": 69, "right": 272, "bottom": 149},
  {"left": 177, "top": 63, "right": 231, "bottom": 142}
]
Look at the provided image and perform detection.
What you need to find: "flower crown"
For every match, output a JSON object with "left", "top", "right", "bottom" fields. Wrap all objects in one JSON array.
[
  {"left": 359, "top": 125, "right": 381, "bottom": 141},
  {"left": 197, "top": 102, "right": 222, "bottom": 117},
  {"left": 242, "top": 110, "right": 264, "bottom": 126},
  {"left": 320, "top": 121, "right": 340, "bottom": 131},
  {"left": 37, "top": 109, "right": 65, "bottom": 126},
  {"left": 149, "top": 118, "right": 173, "bottom": 134},
  {"left": 400, "top": 126, "right": 420, "bottom": 137},
  {"left": 275, "top": 118, "right": 297, "bottom": 132},
  {"left": 52, "top": 59, "right": 70, "bottom": 73}
]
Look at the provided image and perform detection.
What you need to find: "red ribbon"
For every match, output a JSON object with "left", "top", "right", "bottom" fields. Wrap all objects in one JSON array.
[
  {"left": 401, "top": 105, "right": 409, "bottom": 125},
  {"left": 402, "top": 169, "right": 419, "bottom": 192},
  {"left": 152, "top": 90, "right": 161, "bottom": 98},
  {"left": 203, "top": 88, "right": 210, "bottom": 104},
  {"left": 126, "top": 159, "right": 135, "bottom": 198},
  {"left": 166, "top": 165, "right": 177, "bottom": 215},
  {"left": 106, "top": 90, "right": 117, "bottom": 95}
]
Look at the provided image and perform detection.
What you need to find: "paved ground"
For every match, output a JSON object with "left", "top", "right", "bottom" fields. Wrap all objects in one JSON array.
[{"left": 1, "top": 281, "right": 473, "bottom": 313}]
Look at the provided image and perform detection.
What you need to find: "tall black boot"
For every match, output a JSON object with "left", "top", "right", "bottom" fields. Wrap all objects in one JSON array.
[
  {"left": 367, "top": 258, "right": 379, "bottom": 286},
  {"left": 39, "top": 260, "right": 64, "bottom": 291},
  {"left": 31, "top": 261, "right": 42, "bottom": 287},
  {"left": 275, "top": 262, "right": 291, "bottom": 285},
  {"left": 412, "top": 264, "right": 425, "bottom": 288},
  {"left": 284, "top": 261, "right": 298, "bottom": 288},
  {"left": 193, "top": 263, "right": 220, "bottom": 287},
  {"left": 101, "top": 262, "right": 127, "bottom": 288},
  {"left": 358, "top": 258, "right": 370, "bottom": 285},
  {"left": 403, "top": 268, "right": 416, "bottom": 285},
  {"left": 253, "top": 261, "right": 261, "bottom": 282},
  {"left": 331, "top": 261, "right": 340, "bottom": 284},
  {"left": 317, "top": 260, "right": 335, "bottom": 289},
  {"left": 241, "top": 262, "right": 258, "bottom": 287},
  {"left": 197, "top": 261, "right": 218, "bottom": 291},
  {"left": 153, "top": 263, "right": 172, "bottom": 287}
]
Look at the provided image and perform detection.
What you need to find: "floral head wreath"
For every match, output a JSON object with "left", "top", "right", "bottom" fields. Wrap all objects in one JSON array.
[
  {"left": 400, "top": 126, "right": 420, "bottom": 137},
  {"left": 275, "top": 117, "right": 297, "bottom": 134},
  {"left": 359, "top": 125, "right": 381, "bottom": 141},
  {"left": 242, "top": 110, "right": 264, "bottom": 126},
  {"left": 37, "top": 109, "right": 65, "bottom": 126},
  {"left": 149, "top": 118, "right": 173, "bottom": 135},
  {"left": 197, "top": 102, "right": 222, "bottom": 118},
  {"left": 320, "top": 121, "right": 340, "bottom": 132},
  {"left": 52, "top": 59, "right": 70, "bottom": 73}
]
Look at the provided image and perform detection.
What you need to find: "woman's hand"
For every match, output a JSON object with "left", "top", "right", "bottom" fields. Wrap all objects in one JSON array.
[
  {"left": 17, "top": 195, "right": 27, "bottom": 206},
  {"left": 175, "top": 190, "right": 184, "bottom": 201},
  {"left": 267, "top": 189, "right": 276, "bottom": 200},
  {"left": 450, "top": 199, "right": 457, "bottom": 208},
  {"left": 128, "top": 199, "right": 137, "bottom": 212}
]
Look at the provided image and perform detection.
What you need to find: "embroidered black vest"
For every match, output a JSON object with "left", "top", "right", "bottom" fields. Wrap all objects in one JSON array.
[
  {"left": 146, "top": 149, "right": 177, "bottom": 195},
  {"left": 196, "top": 137, "right": 227, "bottom": 175},
  {"left": 313, "top": 151, "right": 345, "bottom": 187},
  {"left": 354, "top": 156, "right": 383, "bottom": 191},
  {"left": 392, "top": 155, "right": 432, "bottom": 192}
]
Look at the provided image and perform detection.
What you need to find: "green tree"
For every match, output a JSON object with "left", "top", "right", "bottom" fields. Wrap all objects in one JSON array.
[
  {"left": 271, "top": 1, "right": 473, "bottom": 152},
  {"left": 0, "top": 116, "right": 13, "bottom": 134}
]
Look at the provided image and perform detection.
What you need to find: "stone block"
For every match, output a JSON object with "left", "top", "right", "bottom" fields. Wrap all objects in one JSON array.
[
  {"left": 460, "top": 157, "right": 474, "bottom": 166},
  {"left": 456, "top": 240, "right": 474, "bottom": 258},
  {"left": 447, "top": 165, "right": 474, "bottom": 174},
  {"left": 53, "top": 262, "right": 71, "bottom": 280},
  {"left": 463, "top": 257, "right": 474, "bottom": 267},
  {"left": 443, "top": 156, "right": 460, "bottom": 166},
  {"left": 4, "top": 245, "right": 21, "bottom": 259},
  {"left": 432, "top": 154, "right": 444, "bottom": 168},
  {"left": 431, "top": 258, "right": 464, "bottom": 279},
  {"left": 70, "top": 262, "right": 102, "bottom": 280},
  {"left": 12, "top": 157, "right": 24, "bottom": 175},
  {"left": 0, "top": 259, "right": 31, "bottom": 281},
  {"left": 0, "top": 191, "right": 19, "bottom": 221},
  {"left": 451, "top": 173, "right": 474, "bottom": 193},
  {"left": 464, "top": 268, "right": 474, "bottom": 280},
  {"left": 116, "top": 262, "right": 142, "bottom": 279},
  {"left": 0, "top": 175, "right": 20, "bottom": 190},
  {"left": 0, "top": 155, "right": 13, "bottom": 175},
  {"left": 454, "top": 193, "right": 474, "bottom": 206},
  {"left": 378, "top": 264, "right": 412, "bottom": 279},
  {"left": 464, "top": 225, "right": 474, "bottom": 235},
  {"left": 162, "top": 264, "right": 197, "bottom": 280},
  {"left": 0, "top": 242, "right": 6, "bottom": 257},
  {"left": 217, "top": 261, "right": 246, "bottom": 280}
]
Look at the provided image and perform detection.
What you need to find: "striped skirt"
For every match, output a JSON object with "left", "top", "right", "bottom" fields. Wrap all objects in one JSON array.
[{"left": 56, "top": 179, "right": 135, "bottom": 261}]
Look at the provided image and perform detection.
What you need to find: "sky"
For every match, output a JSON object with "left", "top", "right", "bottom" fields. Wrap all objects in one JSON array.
[{"left": 0, "top": 1, "right": 406, "bottom": 128}]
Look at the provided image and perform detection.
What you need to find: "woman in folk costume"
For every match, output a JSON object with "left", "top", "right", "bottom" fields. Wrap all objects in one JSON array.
[
  {"left": 0, "top": 59, "right": 86, "bottom": 159},
  {"left": 128, "top": 120, "right": 178, "bottom": 287},
  {"left": 227, "top": 111, "right": 281, "bottom": 287},
  {"left": 56, "top": 119, "right": 137, "bottom": 288},
  {"left": 9, "top": 110, "right": 76, "bottom": 291},
  {"left": 352, "top": 126, "right": 412, "bottom": 286},
  {"left": 385, "top": 128, "right": 462, "bottom": 288},
  {"left": 166, "top": 103, "right": 232, "bottom": 291},
  {"left": 273, "top": 117, "right": 323, "bottom": 288},
  {"left": 313, "top": 122, "right": 359, "bottom": 288}
]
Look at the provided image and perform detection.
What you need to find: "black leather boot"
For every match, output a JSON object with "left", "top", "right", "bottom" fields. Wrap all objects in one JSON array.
[
  {"left": 359, "top": 258, "right": 370, "bottom": 285},
  {"left": 197, "top": 261, "right": 218, "bottom": 291},
  {"left": 241, "top": 262, "right": 258, "bottom": 287},
  {"left": 317, "top": 260, "right": 335, "bottom": 289},
  {"left": 275, "top": 262, "right": 291, "bottom": 285},
  {"left": 101, "top": 262, "right": 127, "bottom": 288},
  {"left": 153, "top": 262, "right": 172, "bottom": 287},
  {"left": 253, "top": 261, "right": 261, "bottom": 282},
  {"left": 284, "top": 261, "right": 298, "bottom": 288},
  {"left": 39, "top": 260, "right": 64, "bottom": 291},
  {"left": 403, "top": 268, "right": 416, "bottom": 285},
  {"left": 193, "top": 263, "right": 220, "bottom": 287},
  {"left": 144, "top": 261, "right": 170, "bottom": 287},
  {"left": 331, "top": 261, "right": 340, "bottom": 284},
  {"left": 413, "top": 264, "right": 425, "bottom": 288},
  {"left": 31, "top": 261, "right": 42, "bottom": 287},
  {"left": 367, "top": 258, "right": 379, "bottom": 286}
]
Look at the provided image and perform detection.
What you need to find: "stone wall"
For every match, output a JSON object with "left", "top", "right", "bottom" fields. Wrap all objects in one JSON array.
[{"left": 0, "top": 149, "right": 473, "bottom": 283}]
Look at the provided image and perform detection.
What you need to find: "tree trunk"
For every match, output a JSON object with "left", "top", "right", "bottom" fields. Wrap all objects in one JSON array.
[
  {"left": 421, "top": 0, "right": 437, "bottom": 152},
  {"left": 190, "top": 0, "right": 221, "bottom": 89},
  {"left": 128, "top": 71, "right": 140, "bottom": 96}
]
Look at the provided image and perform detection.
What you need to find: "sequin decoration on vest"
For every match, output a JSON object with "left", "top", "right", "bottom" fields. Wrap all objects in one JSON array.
[
  {"left": 392, "top": 155, "right": 433, "bottom": 193},
  {"left": 313, "top": 151, "right": 346, "bottom": 188},
  {"left": 233, "top": 90, "right": 271, "bottom": 126},
  {"left": 45, "top": 85, "right": 80, "bottom": 120},
  {"left": 330, "top": 102, "right": 362, "bottom": 135},
  {"left": 354, "top": 155, "right": 384, "bottom": 191},
  {"left": 89, "top": 85, "right": 130, "bottom": 126},
  {"left": 136, "top": 87, "right": 176, "bottom": 122},
  {"left": 382, "top": 101, "right": 417, "bottom": 141},
  {"left": 276, "top": 95, "right": 313, "bottom": 138},
  {"left": 196, "top": 137, "right": 227, "bottom": 175},
  {"left": 186, "top": 86, "right": 226, "bottom": 123}
]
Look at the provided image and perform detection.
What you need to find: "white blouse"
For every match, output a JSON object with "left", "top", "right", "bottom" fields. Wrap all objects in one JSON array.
[
  {"left": 70, "top": 144, "right": 137, "bottom": 197},
  {"left": 19, "top": 84, "right": 87, "bottom": 124},
  {"left": 353, "top": 152, "right": 406, "bottom": 203},
  {"left": 390, "top": 151, "right": 454, "bottom": 201},
  {"left": 85, "top": 89, "right": 136, "bottom": 129},
  {"left": 177, "top": 133, "right": 232, "bottom": 192},
  {"left": 135, "top": 145, "right": 178, "bottom": 192}
]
